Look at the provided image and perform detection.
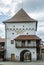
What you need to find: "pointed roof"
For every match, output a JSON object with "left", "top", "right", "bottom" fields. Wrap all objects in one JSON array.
[{"left": 3, "top": 8, "right": 37, "bottom": 23}]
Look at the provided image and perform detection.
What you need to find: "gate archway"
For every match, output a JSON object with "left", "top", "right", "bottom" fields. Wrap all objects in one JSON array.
[{"left": 20, "top": 50, "right": 31, "bottom": 61}]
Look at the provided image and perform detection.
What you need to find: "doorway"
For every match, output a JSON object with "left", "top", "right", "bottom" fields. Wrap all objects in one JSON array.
[
  {"left": 11, "top": 54, "right": 15, "bottom": 61},
  {"left": 20, "top": 50, "right": 31, "bottom": 61}
]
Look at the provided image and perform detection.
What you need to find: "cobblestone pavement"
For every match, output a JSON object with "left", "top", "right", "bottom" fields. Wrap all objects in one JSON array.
[{"left": 0, "top": 61, "right": 44, "bottom": 65}]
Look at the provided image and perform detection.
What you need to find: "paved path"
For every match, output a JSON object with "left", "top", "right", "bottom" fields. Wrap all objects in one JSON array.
[{"left": 0, "top": 62, "right": 44, "bottom": 65}]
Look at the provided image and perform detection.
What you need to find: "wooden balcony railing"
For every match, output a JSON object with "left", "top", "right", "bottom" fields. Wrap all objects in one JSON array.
[{"left": 15, "top": 45, "right": 38, "bottom": 48}]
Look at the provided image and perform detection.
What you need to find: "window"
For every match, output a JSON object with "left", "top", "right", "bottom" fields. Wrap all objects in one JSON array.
[
  {"left": 26, "top": 28, "right": 28, "bottom": 30},
  {"left": 12, "top": 33, "right": 14, "bottom": 35},
  {"left": 23, "top": 25, "right": 24, "bottom": 27},
  {"left": 22, "top": 40, "right": 25, "bottom": 47},
  {"left": 10, "top": 28, "right": 12, "bottom": 30},
  {"left": 33, "top": 52, "right": 35, "bottom": 54},
  {"left": 28, "top": 40, "right": 31, "bottom": 44},
  {"left": 22, "top": 40, "right": 25, "bottom": 43},
  {"left": 20, "top": 28, "right": 21, "bottom": 30},
  {"left": 23, "top": 28, "right": 24, "bottom": 30},
  {"left": 32, "top": 28, "right": 34, "bottom": 30},
  {"left": 29, "top": 28, "right": 31, "bottom": 30},
  {"left": 13, "top": 28, "right": 15, "bottom": 30},
  {"left": 13, "top": 26, "right": 15, "bottom": 27},
  {"left": 16, "top": 28, "right": 18, "bottom": 30},
  {"left": 27, "top": 33, "right": 28, "bottom": 35},
  {"left": 11, "top": 40, "right": 14, "bottom": 44}
]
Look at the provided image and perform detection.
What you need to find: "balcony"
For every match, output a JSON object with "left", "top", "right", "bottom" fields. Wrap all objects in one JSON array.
[
  {"left": 15, "top": 40, "right": 40, "bottom": 48},
  {"left": 15, "top": 43, "right": 37, "bottom": 48}
]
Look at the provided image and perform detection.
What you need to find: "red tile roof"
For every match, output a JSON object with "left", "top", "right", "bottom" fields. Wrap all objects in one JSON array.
[{"left": 14, "top": 35, "right": 41, "bottom": 41}]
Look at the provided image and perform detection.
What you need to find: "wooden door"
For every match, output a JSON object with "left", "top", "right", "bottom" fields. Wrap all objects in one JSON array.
[{"left": 11, "top": 54, "right": 15, "bottom": 61}]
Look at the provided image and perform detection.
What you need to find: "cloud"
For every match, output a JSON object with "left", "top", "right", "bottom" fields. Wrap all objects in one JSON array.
[
  {"left": 0, "top": 0, "right": 44, "bottom": 17},
  {"left": 0, "top": 0, "right": 44, "bottom": 41},
  {"left": 0, "top": 0, "right": 12, "bottom": 5},
  {"left": 28, "top": 11, "right": 44, "bottom": 21},
  {"left": 0, "top": 0, "right": 24, "bottom": 16},
  {"left": 0, "top": 0, "right": 19, "bottom": 16},
  {"left": 23, "top": 0, "right": 44, "bottom": 12},
  {"left": 0, "top": 7, "right": 10, "bottom": 15},
  {"left": 0, "top": 15, "right": 10, "bottom": 23},
  {"left": 36, "top": 23, "right": 44, "bottom": 41}
]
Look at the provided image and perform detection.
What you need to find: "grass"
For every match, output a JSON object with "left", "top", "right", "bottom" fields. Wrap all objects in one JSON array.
[{"left": 0, "top": 64, "right": 3, "bottom": 65}]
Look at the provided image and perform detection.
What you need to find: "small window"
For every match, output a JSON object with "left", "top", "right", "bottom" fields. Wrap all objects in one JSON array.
[
  {"left": 12, "top": 33, "right": 14, "bottom": 35},
  {"left": 32, "top": 28, "right": 34, "bottom": 30},
  {"left": 22, "top": 40, "right": 25, "bottom": 43},
  {"left": 23, "top": 28, "right": 24, "bottom": 30},
  {"left": 10, "top": 28, "right": 12, "bottom": 30},
  {"left": 13, "top": 26, "right": 15, "bottom": 27},
  {"left": 28, "top": 40, "right": 31, "bottom": 44},
  {"left": 11, "top": 40, "right": 14, "bottom": 44},
  {"left": 33, "top": 52, "right": 35, "bottom": 54},
  {"left": 29, "top": 28, "right": 31, "bottom": 30},
  {"left": 26, "top": 28, "right": 28, "bottom": 30},
  {"left": 42, "top": 49, "right": 44, "bottom": 53},
  {"left": 20, "top": 28, "right": 21, "bottom": 30},
  {"left": 23, "top": 25, "right": 24, "bottom": 27},
  {"left": 27, "top": 33, "right": 28, "bottom": 35},
  {"left": 13, "top": 28, "right": 15, "bottom": 30},
  {"left": 16, "top": 28, "right": 18, "bottom": 30},
  {"left": 22, "top": 40, "right": 25, "bottom": 47}
]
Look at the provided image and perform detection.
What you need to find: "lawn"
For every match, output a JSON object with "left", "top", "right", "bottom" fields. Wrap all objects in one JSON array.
[{"left": 0, "top": 64, "right": 3, "bottom": 65}]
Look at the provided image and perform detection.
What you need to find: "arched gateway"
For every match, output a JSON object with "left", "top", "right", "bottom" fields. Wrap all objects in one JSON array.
[{"left": 20, "top": 50, "right": 31, "bottom": 62}]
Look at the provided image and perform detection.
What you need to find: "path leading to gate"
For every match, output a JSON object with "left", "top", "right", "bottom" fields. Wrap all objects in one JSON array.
[{"left": 0, "top": 61, "right": 44, "bottom": 65}]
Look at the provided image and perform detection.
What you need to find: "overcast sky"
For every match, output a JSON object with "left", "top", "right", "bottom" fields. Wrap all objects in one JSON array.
[{"left": 0, "top": 0, "right": 44, "bottom": 41}]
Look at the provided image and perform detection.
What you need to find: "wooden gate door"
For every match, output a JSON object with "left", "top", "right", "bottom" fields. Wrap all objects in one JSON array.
[{"left": 11, "top": 54, "right": 15, "bottom": 61}]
